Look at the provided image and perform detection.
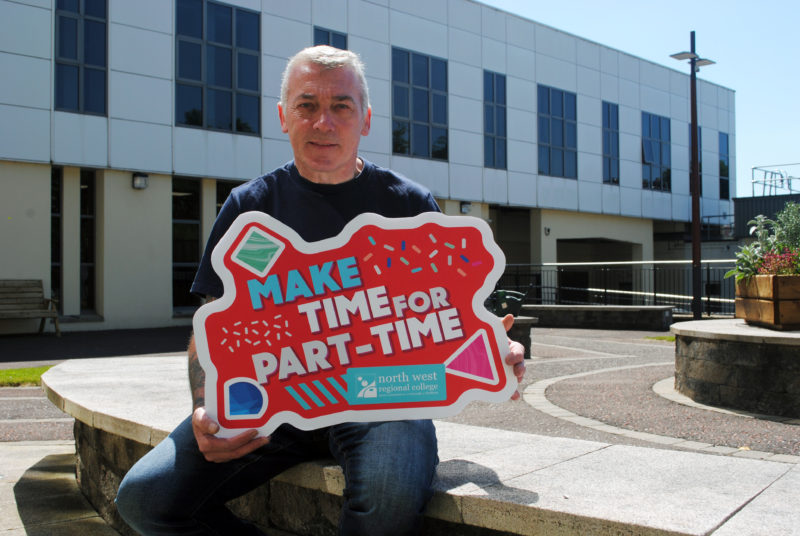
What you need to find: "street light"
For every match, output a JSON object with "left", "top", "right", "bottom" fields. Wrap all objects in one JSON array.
[{"left": 671, "top": 31, "right": 715, "bottom": 320}]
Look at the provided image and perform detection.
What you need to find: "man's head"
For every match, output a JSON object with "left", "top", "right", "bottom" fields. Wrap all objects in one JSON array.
[
  {"left": 280, "top": 46, "right": 370, "bottom": 115},
  {"left": 278, "top": 46, "right": 372, "bottom": 184}
]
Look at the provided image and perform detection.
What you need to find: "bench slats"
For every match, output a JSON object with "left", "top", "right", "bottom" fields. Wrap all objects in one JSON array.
[{"left": 0, "top": 279, "right": 60, "bottom": 336}]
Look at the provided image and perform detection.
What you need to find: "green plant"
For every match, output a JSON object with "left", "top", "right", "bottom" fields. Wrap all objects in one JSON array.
[{"left": 726, "top": 202, "right": 800, "bottom": 281}]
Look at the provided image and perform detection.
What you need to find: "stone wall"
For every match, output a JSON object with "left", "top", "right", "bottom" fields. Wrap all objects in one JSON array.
[{"left": 674, "top": 335, "right": 800, "bottom": 418}]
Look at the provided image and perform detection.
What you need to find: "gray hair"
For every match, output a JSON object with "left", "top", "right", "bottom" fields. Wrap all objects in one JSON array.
[{"left": 280, "top": 45, "right": 370, "bottom": 114}]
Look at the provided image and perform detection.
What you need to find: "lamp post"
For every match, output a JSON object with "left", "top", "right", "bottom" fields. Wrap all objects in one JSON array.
[{"left": 671, "top": 31, "right": 715, "bottom": 320}]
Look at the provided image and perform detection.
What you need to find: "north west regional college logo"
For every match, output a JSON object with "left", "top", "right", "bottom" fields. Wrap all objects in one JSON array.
[{"left": 193, "top": 211, "right": 516, "bottom": 437}]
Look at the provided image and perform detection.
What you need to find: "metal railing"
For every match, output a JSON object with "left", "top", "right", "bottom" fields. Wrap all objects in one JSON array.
[{"left": 495, "top": 260, "right": 736, "bottom": 316}]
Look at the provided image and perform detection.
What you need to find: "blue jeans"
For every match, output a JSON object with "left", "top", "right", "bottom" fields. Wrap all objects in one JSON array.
[{"left": 115, "top": 418, "right": 438, "bottom": 535}]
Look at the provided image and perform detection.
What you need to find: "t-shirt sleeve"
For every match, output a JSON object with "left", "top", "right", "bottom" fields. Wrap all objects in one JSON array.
[{"left": 190, "top": 193, "right": 241, "bottom": 299}]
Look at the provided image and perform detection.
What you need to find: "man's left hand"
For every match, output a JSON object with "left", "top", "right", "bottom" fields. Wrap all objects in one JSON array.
[{"left": 502, "top": 314, "right": 526, "bottom": 400}]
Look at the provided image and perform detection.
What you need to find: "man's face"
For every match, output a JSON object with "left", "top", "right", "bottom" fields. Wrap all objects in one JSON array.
[{"left": 278, "top": 61, "right": 371, "bottom": 184}]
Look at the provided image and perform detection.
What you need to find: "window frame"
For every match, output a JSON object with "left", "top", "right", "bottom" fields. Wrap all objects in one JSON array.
[
  {"left": 602, "top": 101, "right": 619, "bottom": 185},
  {"left": 175, "top": 0, "right": 261, "bottom": 136},
  {"left": 313, "top": 26, "right": 347, "bottom": 49},
  {"left": 537, "top": 85, "right": 577, "bottom": 179},
  {"left": 391, "top": 47, "right": 448, "bottom": 161},
  {"left": 54, "top": 0, "right": 108, "bottom": 115},
  {"left": 641, "top": 112, "right": 671, "bottom": 192},
  {"left": 484, "top": 70, "right": 507, "bottom": 169}
]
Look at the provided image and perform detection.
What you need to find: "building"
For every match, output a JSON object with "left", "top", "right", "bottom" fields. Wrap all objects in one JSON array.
[{"left": 0, "top": 0, "right": 736, "bottom": 332}]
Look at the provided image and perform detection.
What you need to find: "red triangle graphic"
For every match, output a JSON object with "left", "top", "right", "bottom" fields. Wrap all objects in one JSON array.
[{"left": 444, "top": 330, "right": 497, "bottom": 384}]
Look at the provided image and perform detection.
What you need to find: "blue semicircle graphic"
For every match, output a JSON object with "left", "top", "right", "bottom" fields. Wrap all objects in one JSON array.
[{"left": 228, "top": 381, "right": 265, "bottom": 416}]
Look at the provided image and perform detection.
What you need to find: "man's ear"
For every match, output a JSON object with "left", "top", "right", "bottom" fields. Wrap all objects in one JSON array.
[
  {"left": 361, "top": 106, "right": 372, "bottom": 136},
  {"left": 277, "top": 102, "right": 288, "bottom": 133}
]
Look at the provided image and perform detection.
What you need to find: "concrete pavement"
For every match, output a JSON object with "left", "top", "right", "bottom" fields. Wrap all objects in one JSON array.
[{"left": 2, "top": 325, "right": 798, "bottom": 535}]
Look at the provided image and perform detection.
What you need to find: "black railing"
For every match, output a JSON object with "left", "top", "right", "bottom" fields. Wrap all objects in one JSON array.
[{"left": 495, "top": 260, "right": 736, "bottom": 316}]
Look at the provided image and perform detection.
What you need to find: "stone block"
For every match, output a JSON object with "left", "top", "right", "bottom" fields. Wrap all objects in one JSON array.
[{"left": 268, "top": 480, "right": 341, "bottom": 535}]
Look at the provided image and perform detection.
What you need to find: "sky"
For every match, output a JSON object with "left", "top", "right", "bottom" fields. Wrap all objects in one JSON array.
[{"left": 479, "top": 0, "right": 800, "bottom": 198}]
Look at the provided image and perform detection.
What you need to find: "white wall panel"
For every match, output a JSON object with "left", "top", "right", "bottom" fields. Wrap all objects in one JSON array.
[
  {"left": 359, "top": 114, "right": 390, "bottom": 154},
  {"left": 0, "top": 2, "right": 50, "bottom": 58},
  {"left": 640, "top": 86, "right": 670, "bottom": 117},
  {"left": 450, "top": 163, "right": 482, "bottom": 201},
  {"left": 508, "top": 171, "right": 536, "bottom": 206},
  {"left": 483, "top": 167, "right": 507, "bottom": 204},
  {"left": 599, "top": 47, "right": 618, "bottom": 76},
  {"left": 449, "top": 95, "right": 482, "bottom": 133},
  {"left": 351, "top": 38, "right": 390, "bottom": 82},
  {"left": 448, "top": 28, "right": 482, "bottom": 68},
  {"left": 262, "top": 137, "right": 293, "bottom": 172},
  {"left": 0, "top": 53, "right": 49, "bottom": 109},
  {"left": 109, "top": 120, "right": 171, "bottom": 172},
  {"left": 506, "top": 77, "right": 536, "bottom": 113},
  {"left": 348, "top": 0, "right": 389, "bottom": 42},
  {"left": 506, "top": 15, "right": 535, "bottom": 50},
  {"left": 578, "top": 95, "right": 601, "bottom": 128},
  {"left": 53, "top": 112, "right": 108, "bottom": 167},
  {"left": 640, "top": 62, "right": 670, "bottom": 90},
  {"left": 389, "top": 11, "right": 447, "bottom": 57},
  {"left": 111, "top": 0, "right": 172, "bottom": 33},
  {"left": 109, "top": 72, "right": 171, "bottom": 125},
  {"left": 672, "top": 168, "right": 689, "bottom": 196},
  {"left": 262, "top": 55, "right": 286, "bottom": 99},
  {"left": 173, "top": 128, "right": 206, "bottom": 176},
  {"left": 506, "top": 45, "right": 536, "bottom": 81},
  {"left": 578, "top": 180, "right": 601, "bottom": 213},
  {"left": 506, "top": 109, "right": 535, "bottom": 143},
  {"left": 507, "top": 139, "right": 535, "bottom": 173},
  {"left": 448, "top": 0, "right": 480, "bottom": 33},
  {"left": 578, "top": 122, "right": 601, "bottom": 156},
  {"left": 669, "top": 70, "right": 689, "bottom": 98},
  {"left": 619, "top": 158, "right": 640, "bottom": 190},
  {"left": 601, "top": 184, "right": 620, "bottom": 214},
  {"left": 538, "top": 176, "right": 577, "bottom": 210},
  {"left": 449, "top": 129, "right": 483, "bottom": 167},
  {"left": 366, "top": 76, "right": 390, "bottom": 119},
  {"left": 448, "top": 62, "right": 481, "bottom": 99},
  {"left": 619, "top": 185, "right": 641, "bottom": 216},
  {"left": 536, "top": 26, "right": 575, "bottom": 63},
  {"left": 619, "top": 131, "right": 639, "bottom": 162},
  {"left": 578, "top": 151, "right": 602, "bottom": 183},
  {"left": 264, "top": 0, "right": 311, "bottom": 23},
  {"left": 699, "top": 102, "right": 718, "bottom": 130},
  {"left": 390, "top": 156, "right": 448, "bottom": 197},
  {"left": 110, "top": 24, "right": 172, "bottom": 78},
  {"left": 536, "top": 54, "right": 576, "bottom": 91},
  {"left": 480, "top": 5, "right": 506, "bottom": 42},
  {"left": 577, "top": 66, "right": 600, "bottom": 97},
  {"left": 311, "top": 0, "right": 348, "bottom": 31},
  {"left": 670, "top": 94, "right": 689, "bottom": 123},
  {"left": 618, "top": 79, "right": 639, "bottom": 109},
  {"left": 0, "top": 105, "right": 49, "bottom": 162},
  {"left": 600, "top": 73, "right": 619, "bottom": 102},
  {"left": 262, "top": 15, "right": 310, "bottom": 60},
  {"left": 482, "top": 38, "right": 506, "bottom": 73},
  {"left": 576, "top": 40, "right": 600, "bottom": 70},
  {"left": 618, "top": 53, "right": 639, "bottom": 82},
  {"left": 262, "top": 96, "right": 283, "bottom": 140},
  {"left": 671, "top": 193, "right": 690, "bottom": 221},
  {"left": 391, "top": 0, "right": 447, "bottom": 22}
]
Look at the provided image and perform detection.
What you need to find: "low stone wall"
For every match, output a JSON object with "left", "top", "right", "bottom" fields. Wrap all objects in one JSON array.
[
  {"left": 522, "top": 305, "right": 673, "bottom": 331},
  {"left": 671, "top": 319, "right": 800, "bottom": 418}
]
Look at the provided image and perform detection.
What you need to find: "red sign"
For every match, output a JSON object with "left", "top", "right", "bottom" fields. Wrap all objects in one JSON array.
[{"left": 193, "top": 212, "right": 514, "bottom": 437}]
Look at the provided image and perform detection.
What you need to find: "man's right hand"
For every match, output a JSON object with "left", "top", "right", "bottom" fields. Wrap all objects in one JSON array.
[{"left": 192, "top": 407, "right": 270, "bottom": 463}]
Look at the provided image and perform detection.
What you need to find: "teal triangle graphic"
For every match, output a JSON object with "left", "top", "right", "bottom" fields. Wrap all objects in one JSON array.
[{"left": 235, "top": 229, "right": 281, "bottom": 274}]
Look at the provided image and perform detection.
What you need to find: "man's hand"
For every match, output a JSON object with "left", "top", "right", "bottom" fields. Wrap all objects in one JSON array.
[
  {"left": 192, "top": 407, "right": 270, "bottom": 463},
  {"left": 502, "top": 314, "right": 526, "bottom": 400}
]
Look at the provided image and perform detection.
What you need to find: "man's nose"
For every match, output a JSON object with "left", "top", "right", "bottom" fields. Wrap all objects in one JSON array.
[{"left": 313, "top": 109, "right": 335, "bottom": 131}]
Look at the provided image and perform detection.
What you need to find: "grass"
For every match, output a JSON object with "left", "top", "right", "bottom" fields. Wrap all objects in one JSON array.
[
  {"left": 645, "top": 335, "right": 675, "bottom": 342},
  {"left": 0, "top": 366, "right": 52, "bottom": 387}
]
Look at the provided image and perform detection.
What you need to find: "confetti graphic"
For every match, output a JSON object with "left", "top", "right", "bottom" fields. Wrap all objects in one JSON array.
[{"left": 193, "top": 212, "right": 514, "bottom": 437}]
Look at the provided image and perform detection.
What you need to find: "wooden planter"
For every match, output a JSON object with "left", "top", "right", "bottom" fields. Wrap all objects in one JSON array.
[{"left": 735, "top": 274, "right": 800, "bottom": 330}]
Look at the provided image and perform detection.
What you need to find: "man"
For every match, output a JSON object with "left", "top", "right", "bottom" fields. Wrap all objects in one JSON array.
[{"left": 116, "top": 45, "right": 525, "bottom": 535}]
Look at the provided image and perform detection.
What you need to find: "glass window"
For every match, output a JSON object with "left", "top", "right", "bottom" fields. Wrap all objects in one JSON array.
[
  {"left": 313, "top": 26, "right": 347, "bottom": 50},
  {"left": 641, "top": 112, "right": 671, "bottom": 191},
  {"left": 51, "top": 169, "right": 63, "bottom": 311},
  {"left": 602, "top": 102, "right": 619, "bottom": 184},
  {"left": 719, "top": 132, "right": 730, "bottom": 200},
  {"left": 79, "top": 170, "right": 96, "bottom": 312},
  {"left": 173, "top": 178, "right": 203, "bottom": 312},
  {"left": 484, "top": 70, "right": 506, "bottom": 169},
  {"left": 55, "top": 0, "right": 107, "bottom": 115},
  {"left": 176, "top": 0, "right": 260, "bottom": 135},
  {"left": 538, "top": 85, "right": 577, "bottom": 178},
  {"left": 392, "top": 47, "right": 448, "bottom": 161}
]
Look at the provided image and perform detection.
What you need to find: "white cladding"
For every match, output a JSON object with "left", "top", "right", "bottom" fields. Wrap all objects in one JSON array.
[{"left": 0, "top": 0, "right": 736, "bottom": 221}]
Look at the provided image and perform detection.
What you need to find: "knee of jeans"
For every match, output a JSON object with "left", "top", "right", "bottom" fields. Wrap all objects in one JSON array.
[
  {"left": 115, "top": 468, "right": 171, "bottom": 528},
  {"left": 342, "top": 476, "right": 432, "bottom": 534}
]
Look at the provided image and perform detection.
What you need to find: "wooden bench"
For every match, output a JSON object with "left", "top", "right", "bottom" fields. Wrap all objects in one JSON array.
[{"left": 0, "top": 279, "right": 61, "bottom": 336}]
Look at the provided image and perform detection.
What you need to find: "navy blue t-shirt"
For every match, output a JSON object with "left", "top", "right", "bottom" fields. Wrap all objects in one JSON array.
[{"left": 191, "top": 159, "right": 440, "bottom": 298}]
